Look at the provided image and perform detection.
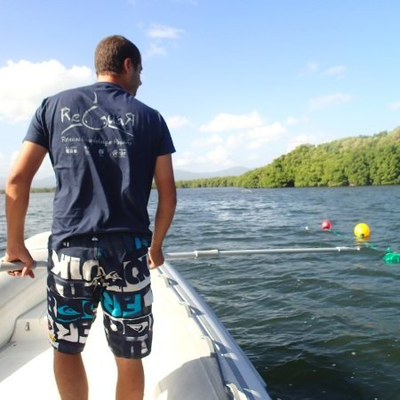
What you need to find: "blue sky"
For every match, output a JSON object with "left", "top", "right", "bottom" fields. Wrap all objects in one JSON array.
[{"left": 1, "top": 0, "right": 400, "bottom": 179}]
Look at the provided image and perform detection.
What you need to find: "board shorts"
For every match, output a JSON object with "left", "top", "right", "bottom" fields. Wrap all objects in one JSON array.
[{"left": 46, "top": 233, "right": 153, "bottom": 359}]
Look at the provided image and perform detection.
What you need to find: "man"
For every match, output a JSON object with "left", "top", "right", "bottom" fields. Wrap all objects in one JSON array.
[{"left": 4, "top": 35, "right": 177, "bottom": 400}]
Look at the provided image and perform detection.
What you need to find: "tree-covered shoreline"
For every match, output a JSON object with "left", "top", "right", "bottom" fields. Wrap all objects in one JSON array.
[
  {"left": 0, "top": 187, "right": 55, "bottom": 195},
  {"left": 1, "top": 126, "right": 399, "bottom": 193},
  {"left": 177, "top": 126, "right": 400, "bottom": 189}
]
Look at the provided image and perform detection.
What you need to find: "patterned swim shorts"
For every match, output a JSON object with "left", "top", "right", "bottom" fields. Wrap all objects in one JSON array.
[{"left": 47, "top": 234, "right": 153, "bottom": 359}]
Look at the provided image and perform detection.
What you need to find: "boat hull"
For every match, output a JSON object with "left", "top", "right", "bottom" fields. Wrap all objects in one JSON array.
[{"left": 0, "top": 232, "right": 271, "bottom": 399}]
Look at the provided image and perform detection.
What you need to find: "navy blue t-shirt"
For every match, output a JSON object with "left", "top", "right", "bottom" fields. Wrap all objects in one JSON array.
[{"left": 25, "top": 82, "right": 175, "bottom": 248}]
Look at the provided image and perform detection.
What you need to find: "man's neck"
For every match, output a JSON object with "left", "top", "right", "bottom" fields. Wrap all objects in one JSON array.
[
  {"left": 97, "top": 74, "right": 122, "bottom": 86},
  {"left": 97, "top": 73, "right": 134, "bottom": 96}
]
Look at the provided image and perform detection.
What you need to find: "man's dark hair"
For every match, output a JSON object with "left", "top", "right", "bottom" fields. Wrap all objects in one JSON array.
[{"left": 95, "top": 35, "right": 141, "bottom": 76}]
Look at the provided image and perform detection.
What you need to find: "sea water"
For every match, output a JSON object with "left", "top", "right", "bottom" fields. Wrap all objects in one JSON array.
[{"left": 1, "top": 186, "right": 400, "bottom": 400}]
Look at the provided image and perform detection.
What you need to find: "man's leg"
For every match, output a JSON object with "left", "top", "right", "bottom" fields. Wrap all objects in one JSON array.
[
  {"left": 115, "top": 356, "right": 144, "bottom": 400},
  {"left": 53, "top": 350, "right": 89, "bottom": 400}
]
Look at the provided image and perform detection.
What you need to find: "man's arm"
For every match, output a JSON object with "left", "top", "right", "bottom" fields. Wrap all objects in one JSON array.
[
  {"left": 148, "top": 154, "right": 177, "bottom": 269},
  {"left": 5, "top": 141, "right": 47, "bottom": 278}
]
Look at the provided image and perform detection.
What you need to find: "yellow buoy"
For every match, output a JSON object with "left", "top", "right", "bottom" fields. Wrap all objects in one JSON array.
[{"left": 354, "top": 223, "right": 370, "bottom": 238}]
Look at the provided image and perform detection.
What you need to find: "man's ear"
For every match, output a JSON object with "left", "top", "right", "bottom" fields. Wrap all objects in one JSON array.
[{"left": 123, "top": 57, "right": 132, "bottom": 72}]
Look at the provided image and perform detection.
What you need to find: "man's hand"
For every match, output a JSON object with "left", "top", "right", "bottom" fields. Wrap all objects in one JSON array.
[
  {"left": 148, "top": 246, "right": 165, "bottom": 270},
  {"left": 4, "top": 244, "right": 35, "bottom": 278},
  {"left": 148, "top": 154, "right": 176, "bottom": 270}
]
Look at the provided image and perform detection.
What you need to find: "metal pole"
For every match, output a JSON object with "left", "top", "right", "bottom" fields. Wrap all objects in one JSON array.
[
  {"left": 165, "top": 246, "right": 361, "bottom": 260},
  {"left": 1, "top": 246, "right": 361, "bottom": 272},
  {"left": 0, "top": 260, "right": 47, "bottom": 273}
]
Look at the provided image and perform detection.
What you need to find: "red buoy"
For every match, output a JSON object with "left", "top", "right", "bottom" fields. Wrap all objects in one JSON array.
[{"left": 321, "top": 220, "right": 332, "bottom": 231}]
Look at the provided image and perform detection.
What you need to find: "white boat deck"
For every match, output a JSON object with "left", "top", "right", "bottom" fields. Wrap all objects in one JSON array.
[
  {"left": 0, "top": 270, "right": 229, "bottom": 399},
  {"left": 0, "top": 232, "right": 270, "bottom": 400}
]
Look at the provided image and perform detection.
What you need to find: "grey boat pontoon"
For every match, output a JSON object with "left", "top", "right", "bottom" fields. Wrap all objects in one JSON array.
[{"left": 0, "top": 231, "right": 271, "bottom": 399}]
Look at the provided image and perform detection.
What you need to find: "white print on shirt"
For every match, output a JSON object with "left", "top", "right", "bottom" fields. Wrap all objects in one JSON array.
[
  {"left": 60, "top": 92, "right": 135, "bottom": 136},
  {"left": 59, "top": 92, "right": 134, "bottom": 158},
  {"left": 66, "top": 146, "right": 78, "bottom": 154},
  {"left": 61, "top": 137, "right": 133, "bottom": 146}
]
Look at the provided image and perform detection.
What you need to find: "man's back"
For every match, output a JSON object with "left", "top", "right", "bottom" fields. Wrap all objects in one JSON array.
[{"left": 25, "top": 82, "right": 175, "bottom": 247}]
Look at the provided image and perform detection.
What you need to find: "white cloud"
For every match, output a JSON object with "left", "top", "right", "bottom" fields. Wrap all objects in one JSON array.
[
  {"left": 166, "top": 115, "right": 190, "bottom": 129},
  {"left": 173, "top": 146, "right": 234, "bottom": 170},
  {"left": 0, "top": 59, "right": 93, "bottom": 123},
  {"left": 246, "top": 122, "right": 286, "bottom": 149},
  {"left": 206, "top": 146, "right": 233, "bottom": 167},
  {"left": 193, "top": 134, "right": 224, "bottom": 147},
  {"left": 174, "top": 113, "right": 294, "bottom": 171},
  {"left": 225, "top": 133, "right": 244, "bottom": 150},
  {"left": 190, "top": 131, "right": 244, "bottom": 154},
  {"left": 199, "top": 110, "right": 263, "bottom": 132},
  {"left": 10, "top": 151, "right": 19, "bottom": 165},
  {"left": 188, "top": 114, "right": 285, "bottom": 169},
  {"left": 173, "top": 151, "right": 195, "bottom": 168},
  {"left": 299, "top": 62, "right": 346, "bottom": 78},
  {"left": 146, "top": 24, "right": 185, "bottom": 40},
  {"left": 285, "top": 115, "right": 309, "bottom": 126},
  {"left": 287, "top": 134, "right": 316, "bottom": 152},
  {"left": 389, "top": 101, "right": 400, "bottom": 110},
  {"left": 35, "top": 157, "right": 54, "bottom": 179},
  {"left": 310, "top": 92, "right": 353, "bottom": 110},
  {"left": 0, "top": 151, "right": 20, "bottom": 179},
  {"left": 0, "top": 149, "right": 54, "bottom": 181},
  {"left": 144, "top": 23, "right": 185, "bottom": 58},
  {"left": 285, "top": 116, "right": 299, "bottom": 126},
  {"left": 322, "top": 65, "right": 346, "bottom": 78},
  {"left": 184, "top": 120, "right": 285, "bottom": 170},
  {"left": 0, "top": 152, "right": 10, "bottom": 177},
  {"left": 144, "top": 43, "right": 167, "bottom": 58},
  {"left": 299, "top": 62, "right": 319, "bottom": 77}
]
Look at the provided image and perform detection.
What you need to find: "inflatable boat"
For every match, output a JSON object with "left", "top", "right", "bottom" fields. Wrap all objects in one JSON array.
[{"left": 0, "top": 232, "right": 271, "bottom": 399}]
